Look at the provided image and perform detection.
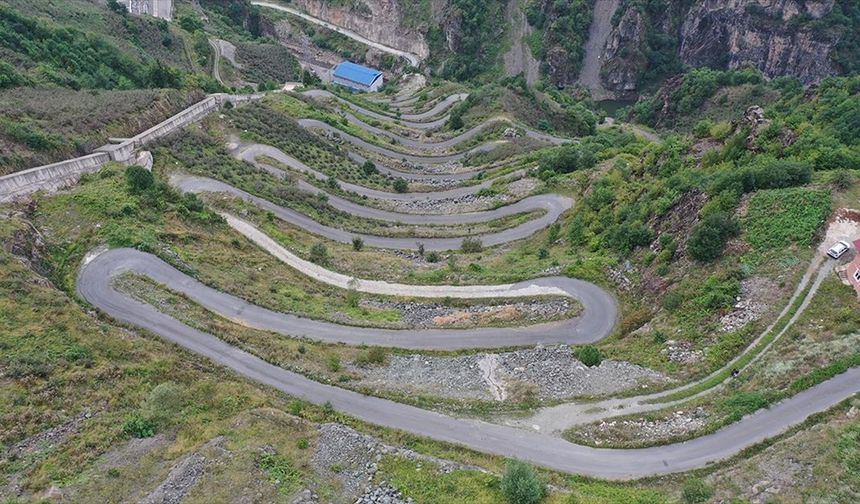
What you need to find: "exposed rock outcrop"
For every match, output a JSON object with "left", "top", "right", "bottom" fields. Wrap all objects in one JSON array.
[
  {"left": 599, "top": 0, "right": 842, "bottom": 96},
  {"left": 599, "top": 5, "right": 646, "bottom": 98},
  {"left": 679, "top": 0, "right": 838, "bottom": 84},
  {"left": 289, "top": 0, "right": 431, "bottom": 59}
]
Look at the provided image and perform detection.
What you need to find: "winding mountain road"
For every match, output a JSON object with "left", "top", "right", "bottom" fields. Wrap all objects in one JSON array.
[
  {"left": 77, "top": 247, "right": 860, "bottom": 479},
  {"left": 70, "top": 86, "right": 860, "bottom": 481}
]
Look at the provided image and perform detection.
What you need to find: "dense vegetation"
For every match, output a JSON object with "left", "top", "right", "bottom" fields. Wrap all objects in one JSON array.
[
  {"left": 525, "top": 0, "right": 593, "bottom": 85},
  {"left": 0, "top": 6, "right": 215, "bottom": 91},
  {"left": 427, "top": 0, "right": 506, "bottom": 81},
  {"left": 236, "top": 41, "right": 302, "bottom": 84}
]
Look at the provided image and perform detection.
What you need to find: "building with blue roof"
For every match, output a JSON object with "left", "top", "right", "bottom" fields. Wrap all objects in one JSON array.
[{"left": 331, "top": 61, "right": 384, "bottom": 92}]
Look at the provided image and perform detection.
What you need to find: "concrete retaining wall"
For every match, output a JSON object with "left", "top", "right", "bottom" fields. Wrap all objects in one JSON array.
[
  {"left": 0, "top": 153, "right": 111, "bottom": 203},
  {"left": 0, "top": 92, "right": 265, "bottom": 203}
]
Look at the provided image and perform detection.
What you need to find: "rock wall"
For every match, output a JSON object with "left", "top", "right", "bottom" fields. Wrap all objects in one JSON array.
[
  {"left": 599, "top": 0, "right": 840, "bottom": 96},
  {"left": 679, "top": 0, "right": 838, "bottom": 83},
  {"left": 289, "top": 0, "right": 431, "bottom": 59}
]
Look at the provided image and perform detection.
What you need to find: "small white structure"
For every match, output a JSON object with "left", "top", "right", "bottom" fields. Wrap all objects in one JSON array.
[
  {"left": 118, "top": 0, "right": 173, "bottom": 21},
  {"left": 331, "top": 61, "right": 384, "bottom": 92}
]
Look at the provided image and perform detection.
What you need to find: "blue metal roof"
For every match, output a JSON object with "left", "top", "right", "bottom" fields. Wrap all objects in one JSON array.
[{"left": 333, "top": 61, "right": 382, "bottom": 86}]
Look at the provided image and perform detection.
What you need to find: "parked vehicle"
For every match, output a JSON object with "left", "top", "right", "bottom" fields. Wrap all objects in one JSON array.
[{"left": 827, "top": 240, "right": 851, "bottom": 259}]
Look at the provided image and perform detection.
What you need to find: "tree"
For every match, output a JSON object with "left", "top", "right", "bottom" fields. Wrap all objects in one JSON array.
[
  {"left": 107, "top": 0, "right": 127, "bottom": 15},
  {"left": 461, "top": 237, "right": 483, "bottom": 253},
  {"left": 309, "top": 242, "right": 329, "bottom": 265},
  {"left": 361, "top": 160, "right": 378, "bottom": 176},
  {"left": 125, "top": 165, "right": 154, "bottom": 194},
  {"left": 500, "top": 461, "right": 545, "bottom": 504},
  {"left": 688, "top": 212, "right": 740, "bottom": 262},
  {"left": 682, "top": 478, "right": 714, "bottom": 504},
  {"left": 393, "top": 178, "right": 408, "bottom": 193},
  {"left": 351, "top": 236, "right": 364, "bottom": 251}
]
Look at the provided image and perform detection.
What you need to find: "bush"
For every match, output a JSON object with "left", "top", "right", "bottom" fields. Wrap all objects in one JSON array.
[
  {"left": 362, "top": 160, "right": 377, "bottom": 176},
  {"left": 461, "top": 237, "right": 483, "bottom": 253},
  {"left": 393, "top": 178, "right": 409, "bottom": 193},
  {"left": 688, "top": 212, "right": 740, "bottom": 262},
  {"left": 309, "top": 242, "right": 329, "bottom": 265},
  {"left": 501, "top": 461, "right": 545, "bottom": 504},
  {"left": 682, "top": 477, "right": 713, "bottom": 504},
  {"left": 355, "top": 347, "right": 386, "bottom": 366},
  {"left": 538, "top": 144, "right": 596, "bottom": 178},
  {"left": 126, "top": 165, "right": 154, "bottom": 194},
  {"left": 710, "top": 159, "right": 812, "bottom": 195},
  {"left": 577, "top": 345, "right": 602, "bottom": 367},
  {"left": 351, "top": 236, "right": 364, "bottom": 251},
  {"left": 426, "top": 251, "right": 441, "bottom": 263},
  {"left": 122, "top": 414, "right": 156, "bottom": 438}
]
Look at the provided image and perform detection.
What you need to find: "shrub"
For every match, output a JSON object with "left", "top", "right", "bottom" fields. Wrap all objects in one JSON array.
[
  {"left": 500, "top": 461, "right": 545, "bottom": 504},
  {"left": 577, "top": 345, "right": 602, "bottom": 367},
  {"left": 696, "top": 274, "right": 740, "bottom": 311},
  {"left": 355, "top": 347, "right": 386, "bottom": 366},
  {"left": 426, "top": 251, "right": 441, "bottom": 263},
  {"left": 126, "top": 165, "right": 154, "bottom": 194},
  {"left": 362, "top": 160, "right": 378, "bottom": 176},
  {"left": 688, "top": 212, "right": 740, "bottom": 262},
  {"left": 461, "top": 237, "right": 483, "bottom": 253},
  {"left": 327, "top": 356, "right": 341, "bottom": 372},
  {"left": 719, "top": 391, "right": 769, "bottom": 422},
  {"left": 538, "top": 144, "right": 596, "bottom": 177},
  {"left": 122, "top": 414, "right": 156, "bottom": 438},
  {"left": 393, "top": 178, "right": 409, "bottom": 193},
  {"left": 682, "top": 477, "right": 713, "bottom": 504},
  {"left": 309, "top": 243, "right": 329, "bottom": 265},
  {"left": 351, "top": 236, "right": 364, "bottom": 251},
  {"left": 144, "top": 382, "right": 185, "bottom": 425},
  {"left": 710, "top": 159, "right": 812, "bottom": 195}
]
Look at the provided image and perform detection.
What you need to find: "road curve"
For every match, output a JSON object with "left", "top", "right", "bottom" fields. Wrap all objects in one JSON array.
[
  {"left": 171, "top": 174, "right": 572, "bottom": 251},
  {"left": 298, "top": 119, "right": 501, "bottom": 165},
  {"left": 230, "top": 144, "right": 556, "bottom": 221},
  {"left": 303, "top": 89, "right": 467, "bottom": 126},
  {"left": 81, "top": 247, "right": 614, "bottom": 350},
  {"left": 237, "top": 142, "right": 486, "bottom": 185},
  {"left": 252, "top": 2, "right": 422, "bottom": 67},
  {"left": 77, "top": 247, "right": 860, "bottom": 479}
]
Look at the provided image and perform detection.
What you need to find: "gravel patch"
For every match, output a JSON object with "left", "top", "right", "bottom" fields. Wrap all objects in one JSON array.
[
  {"left": 310, "top": 424, "right": 478, "bottom": 500},
  {"left": 576, "top": 407, "right": 709, "bottom": 446},
  {"left": 662, "top": 340, "right": 704, "bottom": 364},
  {"left": 360, "top": 298, "right": 575, "bottom": 328},
  {"left": 139, "top": 436, "right": 227, "bottom": 504},
  {"left": 356, "top": 345, "right": 670, "bottom": 401},
  {"left": 354, "top": 484, "right": 414, "bottom": 504},
  {"left": 381, "top": 192, "right": 511, "bottom": 214},
  {"left": 720, "top": 277, "right": 777, "bottom": 332}
]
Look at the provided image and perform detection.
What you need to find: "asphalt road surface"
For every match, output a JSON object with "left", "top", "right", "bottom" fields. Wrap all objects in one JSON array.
[{"left": 77, "top": 248, "right": 860, "bottom": 479}]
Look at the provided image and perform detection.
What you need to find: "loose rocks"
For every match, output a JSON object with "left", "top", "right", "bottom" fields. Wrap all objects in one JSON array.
[
  {"left": 360, "top": 298, "right": 575, "bottom": 328},
  {"left": 357, "top": 345, "right": 669, "bottom": 401}
]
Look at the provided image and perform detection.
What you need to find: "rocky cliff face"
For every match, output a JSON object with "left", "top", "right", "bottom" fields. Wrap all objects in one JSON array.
[
  {"left": 289, "top": 0, "right": 432, "bottom": 59},
  {"left": 599, "top": 0, "right": 842, "bottom": 96},
  {"left": 679, "top": 0, "right": 838, "bottom": 82},
  {"left": 599, "top": 6, "right": 646, "bottom": 97}
]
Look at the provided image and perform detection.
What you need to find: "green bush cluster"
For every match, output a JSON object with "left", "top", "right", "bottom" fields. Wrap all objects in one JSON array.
[
  {"left": 500, "top": 461, "right": 545, "bottom": 504},
  {"left": 688, "top": 212, "right": 740, "bottom": 263},
  {"left": 577, "top": 345, "right": 602, "bottom": 367}
]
